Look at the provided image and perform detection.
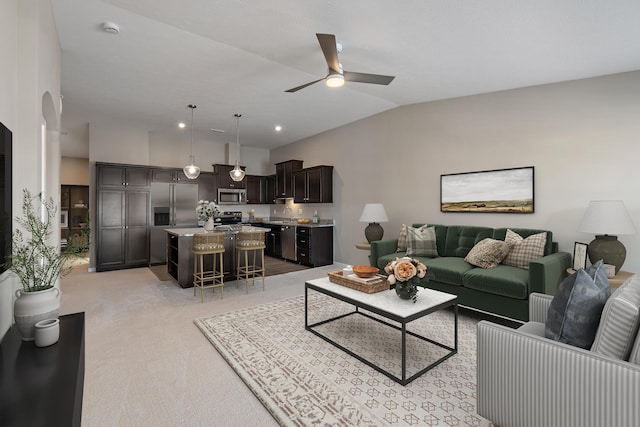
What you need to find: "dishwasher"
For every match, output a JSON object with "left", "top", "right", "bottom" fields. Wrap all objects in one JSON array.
[{"left": 281, "top": 225, "right": 297, "bottom": 261}]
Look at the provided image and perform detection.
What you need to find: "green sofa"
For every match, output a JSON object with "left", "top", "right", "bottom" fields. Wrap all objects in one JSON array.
[{"left": 370, "top": 224, "right": 571, "bottom": 321}]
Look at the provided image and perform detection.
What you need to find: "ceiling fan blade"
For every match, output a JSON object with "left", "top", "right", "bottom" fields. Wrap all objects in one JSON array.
[
  {"left": 316, "top": 33, "right": 340, "bottom": 73},
  {"left": 343, "top": 71, "right": 395, "bottom": 85},
  {"left": 285, "top": 77, "right": 325, "bottom": 93}
]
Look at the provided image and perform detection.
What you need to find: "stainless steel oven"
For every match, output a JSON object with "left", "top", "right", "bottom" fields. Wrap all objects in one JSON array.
[{"left": 217, "top": 188, "right": 247, "bottom": 205}]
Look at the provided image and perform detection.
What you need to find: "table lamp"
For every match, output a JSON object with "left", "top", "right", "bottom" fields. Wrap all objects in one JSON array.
[
  {"left": 578, "top": 200, "right": 636, "bottom": 273},
  {"left": 359, "top": 203, "right": 389, "bottom": 243}
]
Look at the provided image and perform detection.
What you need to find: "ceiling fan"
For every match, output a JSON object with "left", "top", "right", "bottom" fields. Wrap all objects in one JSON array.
[{"left": 285, "top": 33, "right": 395, "bottom": 93}]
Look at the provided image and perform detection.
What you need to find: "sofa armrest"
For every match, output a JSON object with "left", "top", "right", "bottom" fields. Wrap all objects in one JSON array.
[
  {"left": 477, "top": 321, "right": 640, "bottom": 427},
  {"left": 369, "top": 239, "right": 398, "bottom": 268},
  {"left": 528, "top": 251, "right": 571, "bottom": 295},
  {"left": 529, "top": 292, "right": 553, "bottom": 323}
]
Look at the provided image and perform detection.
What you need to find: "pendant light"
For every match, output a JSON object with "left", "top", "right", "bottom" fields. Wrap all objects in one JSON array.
[
  {"left": 183, "top": 104, "right": 200, "bottom": 179},
  {"left": 229, "top": 113, "right": 245, "bottom": 182}
]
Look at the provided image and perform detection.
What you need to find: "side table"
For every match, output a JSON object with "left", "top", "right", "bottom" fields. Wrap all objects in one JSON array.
[
  {"left": 355, "top": 241, "right": 371, "bottom": 251},
  {"left": 566, "top": 268, "right": 634, "bottom": 288},
  {"left": 0, "top": 312, "right": 85, "bottom": 427},
  {"left": 355, "top": 241, "right": 371, "bottom": 263}
]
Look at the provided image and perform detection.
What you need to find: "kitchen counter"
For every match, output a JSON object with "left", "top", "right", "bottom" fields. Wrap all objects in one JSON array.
[
  {"left": 165, "top": 226, "right": 268, "bottom": 288},
  {"left": 165, "top": 225, "right": 270, "bottom": 237}
]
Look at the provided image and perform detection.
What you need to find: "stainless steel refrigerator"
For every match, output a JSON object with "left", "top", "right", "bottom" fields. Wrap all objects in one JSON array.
[{"left": 149, "top": 182, "right": 199, "bottom": 265}]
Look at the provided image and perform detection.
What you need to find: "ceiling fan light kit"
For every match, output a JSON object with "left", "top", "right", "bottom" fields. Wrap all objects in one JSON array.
[
  {"left": 285, "top": 33, "right": 395, "bottom": 93},
  {"left": 326, "top": 72, "right": 344, "bottom": 88},
  {"left": 230, "top": 113, "right": 245, "bottom": 182},
  {"left": 183, "top": 104, "right": 201, "bottom": 180}
]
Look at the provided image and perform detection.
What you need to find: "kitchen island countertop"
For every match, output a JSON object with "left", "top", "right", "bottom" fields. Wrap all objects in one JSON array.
[{"left": 165, "top": 225, "right": 270, "bottom": 237}]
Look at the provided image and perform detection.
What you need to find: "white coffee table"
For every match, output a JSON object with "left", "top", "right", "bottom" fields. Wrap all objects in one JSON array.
[{"left": 305, "top": 277, "right": 458, "bottom": 385}]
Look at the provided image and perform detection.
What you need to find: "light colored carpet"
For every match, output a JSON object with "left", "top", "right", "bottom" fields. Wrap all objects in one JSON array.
[
  {"left": 60, "top": 262, "right": 345, "bottom": 426},
  {"left": 195, "top": 291, "right": 496, "bottom": 426}
]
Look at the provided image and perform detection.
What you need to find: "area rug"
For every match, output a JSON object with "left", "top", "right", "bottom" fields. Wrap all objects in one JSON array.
[{"left": 195, "top": 292, "right": 496, "bottom": 427}]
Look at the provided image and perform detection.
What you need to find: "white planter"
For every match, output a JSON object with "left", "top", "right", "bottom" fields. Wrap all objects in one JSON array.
[
  {"left": 14, "top": 287, "right": 61, "bottom": 341},
  {"left": 204, "top": 217, "right": 215, "bottom": 231}
]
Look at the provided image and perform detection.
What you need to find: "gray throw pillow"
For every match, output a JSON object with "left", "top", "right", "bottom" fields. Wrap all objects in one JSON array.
[
  {"left": 406, "top": 225, "right": 438, "bottom": 258},
  {"left": 464, "top": 238, "right": 511, "bottom": 269},
  {"left": 545, "top": 260, "right": 611, "bottom": 349}
]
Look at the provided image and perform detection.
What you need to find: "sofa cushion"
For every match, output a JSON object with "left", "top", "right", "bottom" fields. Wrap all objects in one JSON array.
[
  {"left": 419, "top": 257, "right": 474, "bottom": 286},
  {"left": 441, "top": 225, "right": 494, "bottom": 258},
  {"left": 591, "top": 274, "right": 640, "bottom": 360},
  {"left": 462, "top": 265, "right": 529, "bottom": 299},
  {"left": 545, "top": 261, "right": 611, "bottom": 349},
  {"left": 464, "top": 238, "right": 511, "bottom": 269},
  {"left": 406, "top": 226, "right": 438, "bottom": 257},
  {"left": 502, "top": 229, "right": 547, "bottom": 270}
]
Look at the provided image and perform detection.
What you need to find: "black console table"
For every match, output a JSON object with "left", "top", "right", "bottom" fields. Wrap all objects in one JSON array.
[{"left": 0, "top": 312, "right": 85, "bottom": 427}]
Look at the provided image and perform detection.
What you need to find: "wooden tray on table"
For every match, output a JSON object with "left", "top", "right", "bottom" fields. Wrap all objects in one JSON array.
[{"left": 327, "top": 270, "right": 389, "bottom": 294}]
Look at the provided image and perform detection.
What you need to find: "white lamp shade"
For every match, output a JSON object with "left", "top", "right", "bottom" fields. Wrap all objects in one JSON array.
[
  {"left": 359, "top": 203, "right": 389, "bottom": 223},
  {"left": 578, "top": 200, "right": 636, "bottom": 235}
]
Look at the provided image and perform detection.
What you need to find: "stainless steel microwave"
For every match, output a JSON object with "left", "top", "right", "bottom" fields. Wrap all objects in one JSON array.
[{"left": 218, "top": 188, "right": 247, "bottom": 205}]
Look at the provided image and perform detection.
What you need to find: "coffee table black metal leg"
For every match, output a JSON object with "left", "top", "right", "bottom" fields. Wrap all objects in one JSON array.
[{"left": 402, "top": 321, "right": 407, "bottom": 383}]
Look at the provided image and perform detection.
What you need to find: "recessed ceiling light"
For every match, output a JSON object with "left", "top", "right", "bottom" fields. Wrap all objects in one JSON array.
[
  {"left": 178, "top": 122, "right": 186, "bottom": 129},
  {"left": 275, "top": 125, "right": 282, "bottom": 132}
]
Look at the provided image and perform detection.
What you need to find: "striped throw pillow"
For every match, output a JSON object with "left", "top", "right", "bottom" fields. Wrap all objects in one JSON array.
[{"left": 502, "top": 229, "right": 546, "bottom": 270}]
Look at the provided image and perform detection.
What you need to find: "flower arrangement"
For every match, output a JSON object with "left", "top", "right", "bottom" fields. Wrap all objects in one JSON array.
[
  {"left": 196, "top": 200, "right": 221, "bottom": 223},
  {"left": 384, "top": 256, "right": 428, "bottom": 303}
]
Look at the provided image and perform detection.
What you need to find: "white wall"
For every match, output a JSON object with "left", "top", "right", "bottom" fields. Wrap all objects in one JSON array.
[
  {"left": 272, "top": 71, "right": 640, "bottom": 273},
  {"left": 0, "top": 0, "right": 61, "bottom": 337}
]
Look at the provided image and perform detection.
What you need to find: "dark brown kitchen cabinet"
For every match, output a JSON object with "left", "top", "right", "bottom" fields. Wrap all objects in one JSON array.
[
  {"left": 97, "top": 164, "right": 149, "bottom": 189},
  {"left": 96, "top": 189, "right": 149, "bottom": 271},
  {"left": 197, "top": 172, "right": 217, "bottom": 202},
  {"left": 246, "top": 175, "right": 264, "bottom": 204},
  {"left": 151, "top": 168, "right": 193, "bottom": 183},
  {"left": 96, "top": 163, "right": 150, "bottom": 272},
  {"left": 275, "top": 160, "right": 303, "bottom": 198},
  {"left": 295, "top": 226, "right": 333, "bottom": 267},
  {"left": 265, "top": 174, "right": 276, "bottom": 204},
  {"left": 293, "top": 165, "right": 333, "bottom": 203},
  {"left": 213, "top": 164, "right": 246, "bottom": 189}
]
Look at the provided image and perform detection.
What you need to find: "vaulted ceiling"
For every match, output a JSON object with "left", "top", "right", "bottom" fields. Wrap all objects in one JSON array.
[{"left": 53, "top": 0, "right": 640, "bottom": 157}]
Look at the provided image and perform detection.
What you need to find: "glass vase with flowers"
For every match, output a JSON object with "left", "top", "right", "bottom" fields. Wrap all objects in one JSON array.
[{"left": 384, "top": 257, "right": 428, "bottom": 303}]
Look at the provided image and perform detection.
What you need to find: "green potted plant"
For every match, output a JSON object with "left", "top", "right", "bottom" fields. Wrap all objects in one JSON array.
[{"left": 2, "top": 189, "right": 83, "bottom": 340}]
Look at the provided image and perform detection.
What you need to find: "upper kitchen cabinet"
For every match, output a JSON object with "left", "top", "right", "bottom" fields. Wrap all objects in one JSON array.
[
  {"left": 197, "top": 172, "right": 217, "bottom": 202},
  {"left": 265, "top": 174, "right": 276, "bottom": 204},
  {"left": 151, "top": 168, "right": 194, "bottom": 183},
  {"left": 246, "top": 175, "right": 265, "bottom": 204},
  {"left": 97, "top": 163, "right": 149, "bottom": 189},
  {"left": 213, "top": 164, "right": 246, "bottom": 189},
  {"left": 293, "top": 165, "right": 333, "bottom": 203},
  {"left": 275, "top": 160, "right": 303, "bottom": 199}
]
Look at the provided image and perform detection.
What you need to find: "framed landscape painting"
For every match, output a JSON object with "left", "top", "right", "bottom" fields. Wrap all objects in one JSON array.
[{"left": 441, "top": 166, "right": 534, "bottom": 213}]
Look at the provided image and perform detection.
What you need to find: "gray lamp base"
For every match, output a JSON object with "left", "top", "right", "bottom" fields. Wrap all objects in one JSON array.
[
  {"left": 587, "top": 235, "right": 626, "bottom": 274},
  {"left": 364, "top": 222, "right": 384, "bottom": 243}
]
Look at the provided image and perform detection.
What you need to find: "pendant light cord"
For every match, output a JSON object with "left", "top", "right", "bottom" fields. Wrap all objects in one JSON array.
[
  {"left": 235, "top": 113, "right": 242, "bottom": 160},
  {"left": 189, "top": 104, "right": 196, "bottom": 158}
]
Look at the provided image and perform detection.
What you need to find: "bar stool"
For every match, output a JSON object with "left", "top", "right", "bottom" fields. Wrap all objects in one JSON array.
[
  {"left": 236, "top": 231, "right": 266, "bottom": 294},
  {"left": 192, "top": 232, "right": 225, "bottom": 302}
]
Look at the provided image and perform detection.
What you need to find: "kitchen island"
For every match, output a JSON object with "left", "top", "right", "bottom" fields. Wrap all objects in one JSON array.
[{"left": 165, "top": 226, "right": 269, "bottom": 288}]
